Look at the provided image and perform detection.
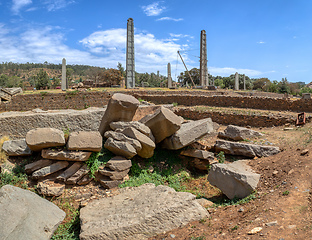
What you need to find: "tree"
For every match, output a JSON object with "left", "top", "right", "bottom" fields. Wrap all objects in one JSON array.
[
  {"left": 0, "top": 74, "right": 9, "bottom": 87},
  {"left": 117, "top": 62, "right": 125, "bottom": 78},
  {"left": 51, "top": 77, "right": 60, "bottom": 89},
  {"left": 35, "top": 69, "right": 50, "bottom": 90},
  {"left": 178, "top": 68, "right": 200, "bottom": 86},
  {"left": 278, "top": 78, "right": 290, "bottom": 94},
  {"left": 252, "top": 78, "right": 271, "bottom": 91},
  {"left": 214, "top": 78, "right": 225, "bottom": 88}
]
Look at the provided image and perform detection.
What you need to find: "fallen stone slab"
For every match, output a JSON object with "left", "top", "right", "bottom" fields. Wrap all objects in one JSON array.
[
  {"left": 99, "top": 167, "right": 130, "bottom": 180},
  {"left": 106, "top": 156, "right": 132, "bottom": 171},
  {"left": 32, "top": 161, "right": 69, "bottom": 179},
  {"left": 25, "top": 159, "right": 54, "bottom": 174},
  {"left": 208, "top": 160, "right": 260, "bottom": 199},
  {"left": 79, "top": 183, "right": 208, "bottom": 240},
  {"left": 42, "top": 149, "right": 92, "bottom": 161},
  {"left": 77, "top": 174, "right": 93, "bottom": 186},
  {"left": 56, "top": 162, "right": 83, "bottom": 182},
  {"left": 215, "top": 140, "right": 280, "bottom": 158},
  {"left": 180, "top": 148, "right": 214, "bottom": 160},
  {"left": 2, "top": 139, "right": 32, "bottom": 156},
  {"left": 162, "top": 118, "right": 215, "bottom": 150},
  {"left": 0, "top": 185, "right": 65, "bottom": 240},
  {"left": 140, "top": 106, "right": 183, "bottom": 143},
  {"left": 67, "top": 131, "right": 102, "bottom": 152},
  {"left": 65, "top": 164, "right": 89, "bottom": 185},
  {"left": 120, "top": 127, "right": 155, "bottom": 158},
  {"left": 26, "top": 128, "right": 65, "bottom": 151},
  {"left": 218, "top": 125, "right": 263, "bottom": 141},
  {"left": 104, "top": 131, "right": 142, "bottom": 152},
  {"left": 99, "top": 93, "right": 140, "bottom": 136},
  {"left": 37, "top": 180, "right": 65, "bottom": 197},
  {"left": 104, "top": 137, "right": 137, "bottom": 159}
]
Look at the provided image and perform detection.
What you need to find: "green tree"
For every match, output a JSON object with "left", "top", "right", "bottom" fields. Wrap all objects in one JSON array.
[
  {"left": 214, "top": 78, "right": 225, "bottom": 88},
  {"left": 35, "top": 69, "right": 50, "bottom": 90},
  {"left": 278, "top": 78, "right": 290, "bottom": 94},
  {"left": 0, "top": 74, "right": 9, "bottom": 87}
]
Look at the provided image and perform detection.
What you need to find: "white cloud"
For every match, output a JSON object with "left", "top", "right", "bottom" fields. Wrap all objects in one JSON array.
[
  {"left": 12, "top": 0, "right": 32, "bottom": 14},
  {"left": 43, "top": 0, "right": 75, "bottom": 11},
  {"left": 156, "top": 17, "right": 183, "bottom": 22},
  {"left": 257, "top": 41, "right": 265, "bottom": 44},
  {"left": 142, "top": 2, "right": 166, "bottom": 16},
  {"left": 209, "top": 67, "right": 262, "bottom": 77}
]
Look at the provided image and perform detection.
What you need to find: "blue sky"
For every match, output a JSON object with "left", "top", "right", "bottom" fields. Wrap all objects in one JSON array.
[{"left": 0, "top": 0, "right": 311, "bottom": 83}]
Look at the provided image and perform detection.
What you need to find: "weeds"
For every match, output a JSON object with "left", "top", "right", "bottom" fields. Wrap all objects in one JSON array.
[
  {"left": 172, "top": 102, "right": 178, "bottom": 107},
  {"left": 282, "top": 190, "right": 290, "bottom": 196},
  {"left": 0, "top": 135, "right": 10, "bottom": 163},
  {"left": 211, "top": 191, "right": 258, "bottom": 207},
  {"left": 216, "top": 151, "right": 225, "bottom": 163}
]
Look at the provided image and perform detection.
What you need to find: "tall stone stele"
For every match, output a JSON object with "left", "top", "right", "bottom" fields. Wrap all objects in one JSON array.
[
  {"left": 234, "top": 72, "right": 239, "bottom": 91},
  {"left": 167, "top": 63, "right": 172, "bottom": 88},
  {"left": 126, "top": 18, "right": 135, "bottom": 89},
  {"left": 61, "top": 58, "right": 67, "bottom": 91}
]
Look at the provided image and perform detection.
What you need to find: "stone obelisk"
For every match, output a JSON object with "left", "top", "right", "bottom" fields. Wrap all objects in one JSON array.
[
  {"left": 200, "top": 30, "right": 208, "bottom": 87},
  {"left": 61, "top": 58, "right": 66, "bottom": 91},
  {"left": 234, "top": 72, "right": 239, "bottom": 90},
  {"left": 243, "top": 74, "right": 246, "bottom": 90},
  {"left": 167, "top": 63, "right": 172, "bottom": 88},
  {"left": 126, "top": 18, "right": 135, "bottom": 89}
]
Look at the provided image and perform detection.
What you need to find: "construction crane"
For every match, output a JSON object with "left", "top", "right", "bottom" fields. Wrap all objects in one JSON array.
[{"left": 177, "top": 51, "right": 196, "bottom": 87}]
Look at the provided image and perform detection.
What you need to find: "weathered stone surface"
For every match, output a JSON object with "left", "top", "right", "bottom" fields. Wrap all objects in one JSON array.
[
  {"left": 65, "top": 164, "right": 89, "bottom": 185},
  {"left": 99, "top": 93, "right": 140, "bottom": 136},
  {"left": 104, "top": 131, "right": 142, "bottom": 152},
  {"left": 110, "top": 121, "right": 155, "bottom": 141},
  {"left": 42, "top": 149, "right": 92, "bottom": 161},
  {"left": 37, "top": 180, "right": 65, "bottom": 197},
  {"left": 162, "top": 118, "right": 215, "bottom": 150},
  {"left": 208, "top": 160, "right": 260, "bottom": 199},
  {"left": 196, "top": 198, "right": 214, "bottom": 208},
  {"left": 79, "top": 183, "right": 208, "bottom": 240},
  {"left": 77, "top": 174, "right": 93, "bottom": 185},
  {"left": 121, "top": 127, "right": 155, "bottom": 158},
  {"left": 0, "top": 160, "right": 15, "bottom": 174},
  {"left": 2, "top": 139, "right": 32, "bottom": 156},
  {"left": 32, "top": 161, "right": 69, "bottom": 179},
  {"left": 98, "top": 177, "right": 122, "bottom": 189},
  {"left": 67, "top": 131, "right": 102, "bottom": 152},
  {"left": 104, "top": 138, "right": 137, "bottom": 159},
  {"left": 56, "top": 162, "right": 83, "bottom": 182},
  {"left": 190, "top": 158, "right": 211, "bottom": 171},
  {"left": 215, "top": 140, "right": 280, "bottom": 158},
  {"left": 180, "top": 148, "right": 214, "bottom": 160},
  {"left": 99, "top": 167, "right": 130, "bottom": 180},
  {"left": 140, "top": 106, "right": 183, "bottom": 143},
  {"left": 26, "top": 128, "right": 65, "bottom": 151},
  {"left": 25, "top": 159, "right": 53, "bottom": 174},
  {"left": 218, "top": 125, "right": 263, "bottom": 141},
  {"left": 0, "top": 185, "right": 65, "bottom": 240},
  {"left": 106, "top": 156, "right": 132, "bottom": 171}
]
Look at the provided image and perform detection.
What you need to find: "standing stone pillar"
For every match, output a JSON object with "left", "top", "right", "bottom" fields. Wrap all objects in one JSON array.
[
  {"left": 234, "top": 72, "right": 239, "bottom": 90},
  {"left": 200, "top": 30, "right": 208, "bottom": 87},
  {"left": 243, "top": 74, "right": 246, "bottom": 90},
  {"left": 167, "top": 63, "right": 172, "bottom": 88},
  {"left": 212, "top": 77, "right": 215, "bottom": 86},
  {"left": 61, "top": 58, "right": 66, "bottom": 91},
  {"left": 126, "top": 18, "right": 135, "bottom": 89}
]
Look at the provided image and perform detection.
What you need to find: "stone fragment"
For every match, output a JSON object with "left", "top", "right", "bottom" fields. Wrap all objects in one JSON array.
[
  {"left": 67, "top": 131, "right": 102, "bottom": 152},
  {"left": 79, "top": 183, "right": 208, "bottom": 240},
  {"left": 0, "top": 160, "right": 15, "bottom": 174},
  {"left": 248, "top": 227, "right": 262, "bottom": 235},
  {"left": 65, "top": 164, "right": 89, "bottom": 185},
  {"left": 180, "top": 148, "right": 214, "bottom": 160},
  {"left": 208, "top": 160, "right": 260, "bottom": 199},
  {"left": 110, "top": 121, "right": 155, "bottom": 141},
  {"left": 140, "top": 106, "right": 183, "bottom": 143},
  {"left": 106, "top": 156, "right": 132, "bottom": 171},
  {"left": 32, "top": 161, "right": 69, "bottom": 179},
  {"left": 300, "top": 149, "right": 309, "bottom": 155},
  {"left": 77, "top": 174, "right": 93, "bottom": 185},
  {"left": 104, "top": 131, "right": 142, "bottom": 152},
  {"left": 215, "top": 140, "right": 280, "bottom": 158},
  {"left": 99, "top": 167, "right": 130, "bottom": 180},
  {"left": 37, "top": 180, "right": 65, "bottom": 197},
  {"left": 265, "top": 220, "right": 278, "bottom": 227},
  {"left": 2, "top": 139, "right": 32, "bottom": 156},
  {"left": 196, "top": 198, "right": 214, "bottom": 208},
  {"left": 26, "top": 128, "right": 65, "bottom": 151},
  {"left": 0, "top": 185, "right": 65, "bottom": 240},
  {"left": 121, "top": 127, "right": 155, "bottom": 158},
  {"left": 98, "top": 175, "right": 123, "bottom": 189},
  {"left": 104, "top": 137, "right": 137, "bottom": 159},
  {"left": 190, "top": 158, "right": 211, "bottom": 171},
  {"left": 42, "top": 149, "right": 92, "bottom": 161},
  {"left": 99, "top": 93, "right": 140, "bottom": 135},
  {"left": 162, "top": 118, "right": 215, "bottom": 150},
  {"left": 56, "top": 162, "right": 83, "bottom": 182},
  {"left": 25, "top": 159, "right": 53, "bottom": 174},
  {"left": 218, "top": 125, "right": 263, "bottom": 141}
]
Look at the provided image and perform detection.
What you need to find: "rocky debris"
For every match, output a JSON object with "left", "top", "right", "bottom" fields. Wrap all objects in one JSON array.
[
  {"left": 218, "top": 125, "right": 263, "bottom": 141},
  {"left": 56, "top": 162, "right": 83, "bottom": 182},
  {"left": 0, "top": 185, "right": 65, "bottom": 240},
  {"left": 248, "top": 227, "right": 262, "bottom": 235},
  {"left": 110, "top": 121, "right": 154, "bottom": 141},
  {"left": 65, "top": 164, "right": 89, "bottom": 185},
  {"left": 162, "top": 118, "right": 215, "bottom": 150},
  {"left": 300, "top": 149, "right": 309, "bottom": 155},
  {"left": 42, "top": 149, "right": 92, "bottom": 161},
  {"left": 79, "top": 183, "right": 208, "bottom": 240},
  {"left": 25, "top": 159, "right": 53, "bottom": 174},
  {"left": 104, "top": 137, "right": 137, "bottom": 159},
  {"left": 190, "top": 158, "right": 211, "bottom": 171},
  {"left": 208, "top": 160, "right": 260, "bottom": 199},
  {"left": 196, "top": 198, "right": 214, "bottom": 208},
  {"left": 215, "top": 140, "right": 280, "bottom": 158},
  {"left": 99, "top": 167, "right": 130, "bottom": 180},
  {"left": 32, "top": 161, "right": 69, "bottom": 179},
  {"left": 2, "top": 87, "right": 23, "bottom": 95},
  {"left": 120, "top": 127, "right": 155, "bottom": 158},
  {"left": 0, "top": 160, "right": 15, "bottom": 174},
  {"left": 140, "top": 106, "right": 183, "bottom": 143},
  {"left": 67, "top": 131, "right": 102, "bottom": 152},
  {"left": 37, "top": 180, "right": 65, "bottom": 197},
  {"left": 77, "top": 174, "right": 93, "bottom": 186},
  {"left": 99, "top": 93, "right": 140, "bottom": 136},
  {"left": 26, "top": 128, "right": 65, "bottom": 151},
  {"left": 96, "top": 174, "right": 124, "bottom": 189},
  {"left": 106, "top": 156, "right": 132, "bottom": 171},
  {"left": 2, "top": 139, "right": 32, "bottom": 156},
  {"left": 104, "top": 131, "right": 142, "bottom": 152},
  {"left": 180, "top": 148, "right": 214, "bottom": 160}
]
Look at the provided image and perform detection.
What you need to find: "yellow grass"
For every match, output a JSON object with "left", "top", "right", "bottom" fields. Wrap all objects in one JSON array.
[{"left": 0, "top": 136, "right": 10, "bottom": 163}]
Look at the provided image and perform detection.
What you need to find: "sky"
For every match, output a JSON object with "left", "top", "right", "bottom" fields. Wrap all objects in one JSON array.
[{"left": 0, "top": 0, "right": 311, "bottom": 83}]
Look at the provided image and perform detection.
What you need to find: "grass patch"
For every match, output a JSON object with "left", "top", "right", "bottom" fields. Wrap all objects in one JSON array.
[
  {"left": 0, "top": 160, "right": 28, "bottom": 189},
  {"left": 86, "top": 149, "right": 113, "bottom": 178},
  {"left": 216, "top": 151, "right": 225, "bottom": 163},
  {"left": 210, "top": 191, "right": 258, "bottom": 207},
  {"left": 0, "top": 135, "right": 10, "bottom": 163}
]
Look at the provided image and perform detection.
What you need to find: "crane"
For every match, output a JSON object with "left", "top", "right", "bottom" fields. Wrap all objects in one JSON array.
[{"left": 177, "top": 51, "right": 196, "bottom": 87}]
